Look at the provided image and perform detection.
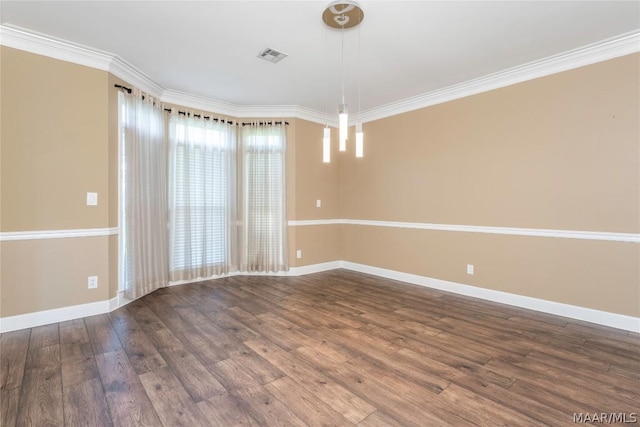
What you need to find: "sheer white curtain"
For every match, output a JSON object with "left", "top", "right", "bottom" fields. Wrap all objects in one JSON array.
[
  {"left": 168, "top": 113, "right": 236, "bottom": 282},
  {"left": 121, "top": 91, "right": 169, "bottom": 299},
  {"left": 238, "top": 123, "right": 288, "bottom": 272}
]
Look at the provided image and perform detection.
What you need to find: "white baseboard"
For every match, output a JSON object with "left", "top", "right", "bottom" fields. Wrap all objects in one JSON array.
[
  {"left": 0, "top": 263, "right": 341, "bottom": 332},
  {"left": 0, "top": 293, "right": 135, "bottom": 333},
  {"left": 341, "top": 261, "right": 640, "bottom": 333},
  {"left": 166, "top": 261, "right": 342, "bottom": 287},
  {"left": 2, "top": 260, "right": 637, "bottom": 333},
  {"left": 290, "top": 261, "right": 343, "bottom": 276},
  {"left": 0, "top": 300, "right": 111, "bottom": 333}
]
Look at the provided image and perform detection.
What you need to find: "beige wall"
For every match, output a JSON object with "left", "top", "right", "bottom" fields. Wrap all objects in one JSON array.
[
  {"left": 341, "top": 226, "right": 639, "bottom": 316},
  {"left": 339, "top": 53, "right": 640, "bottom": 317},
  {"left": 293, "top": 224, "right": 341, "bottom": 267},
  {"left": 1, "top": 45, "right": 637, "bottom": 321},
  {"left": 1, "top": 47, "right": 110, "bottom": 231},
  {"left": 293, "top": 120, "right": 340, "bottom": 220},
  {"left": 1, "top": 47, "right": 114, "bottom": 316},
  {"left": 289, "top": 119, "right": 341, "bottom": 267},
  {"left": 0, "top": 238, "right": 110, "bottom": 316},
  {"left": 341, "top": 54, "right": 639, "bottom": 231}
]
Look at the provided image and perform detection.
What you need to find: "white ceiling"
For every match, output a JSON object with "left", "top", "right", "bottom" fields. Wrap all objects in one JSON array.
[{"left": 1, "top": 1, "right": 639, "bottom": 117}]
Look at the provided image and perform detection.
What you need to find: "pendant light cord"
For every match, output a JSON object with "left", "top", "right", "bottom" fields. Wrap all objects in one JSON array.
[
  {"left": 357, "top": 20, "right": 361, "bottom": 120},
  {"left": 341, "top": 22, "right": 345, "bottom": 105},
  {"left": 325, "top": 25, "right": 329, "bottom": 125}
]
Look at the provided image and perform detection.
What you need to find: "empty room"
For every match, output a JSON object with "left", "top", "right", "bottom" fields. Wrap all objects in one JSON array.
[{"left": 1, "top": 1, "right": 639, "bottom": 426}]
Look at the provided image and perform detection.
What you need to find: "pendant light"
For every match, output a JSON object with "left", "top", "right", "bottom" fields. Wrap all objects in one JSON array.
[
  {"left": 339, "top": 104, "right": 348, "bottom": 151},
  {"left": 323, "top": 126, "right": 331, "bottom": 163},
  {"left": 322, "top": 1, "right": 364, "bottom": 160},
  {"left": 355, "top": 123, "right": 364, "bottom": 157}
]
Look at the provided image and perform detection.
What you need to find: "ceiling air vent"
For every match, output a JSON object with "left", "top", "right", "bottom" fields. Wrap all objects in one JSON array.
[{"left": 257, "top": 47, "right": 288, "bottom": 63}]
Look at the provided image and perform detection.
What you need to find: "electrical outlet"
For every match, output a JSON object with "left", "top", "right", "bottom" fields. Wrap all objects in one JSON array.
[
  {"left": 316, "top": 199, "right": 322, "bottom": 208},
  {"left": 86, "top": 192, "right": 98, "bottom": 206},
  {"left": 88, "top": 276, "right": 98, "bottom": 289},
  {"left": 466, "top": 264, "right": 474, "bottom": 275},
  {"left": 296, "top": 250, "right": 302, "bottom": 259}
]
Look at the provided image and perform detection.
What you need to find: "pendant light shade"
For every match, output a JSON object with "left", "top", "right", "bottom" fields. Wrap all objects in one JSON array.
[
  {"left": 339, "top": 104, "right": 348, "bottom": 151},
  {"left": 355, "top": 122, "right": 364, "bottom": 158},
  {"left": 323, "top": 126, "right": 331, "bottom": 163}
]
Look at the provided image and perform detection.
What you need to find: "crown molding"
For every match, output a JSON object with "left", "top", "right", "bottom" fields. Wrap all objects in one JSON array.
[
  {"left": 109, "top": 56, "right": 164, "bottom": 98},
  {"left": 161, "top": 89, "right": 335, "bottom": 125},
  {"left": 0, "top": 25, "right": 164, "bottom": 98},
  {"left": 2, "top": 24, "right": 638, "bottom": 125},
  {"left": 358, "top": 30, "right": 640, "bottom": 123},
  {"left": 161, "top": 89, "right": 251, "bottom": 118},
  {"left": 0, "top": 24, "right": 113, "bottom": 71},
  {"left": 0, "top": 24, "right": 332, "bottom": 124}
]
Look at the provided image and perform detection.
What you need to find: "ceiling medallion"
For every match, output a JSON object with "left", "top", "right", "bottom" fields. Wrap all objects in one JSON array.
[{"left": 322, "top": 1, "right": 364, "bottom": 29}]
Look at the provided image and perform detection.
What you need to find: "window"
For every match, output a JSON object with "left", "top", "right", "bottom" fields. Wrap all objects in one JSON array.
[
  {"left": 119, "top": 90, "right": 289, "bottom": 295},
  {"left": 239, "top": 125, "right": 288, "bottom": 272},
  {"left": 168, "top": 115, "right": 235, "bottom": 281}
]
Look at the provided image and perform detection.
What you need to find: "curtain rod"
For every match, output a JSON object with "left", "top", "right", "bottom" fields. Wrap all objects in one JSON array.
[
  {"left": 166, "top": 110, "right": 288, "bottom": 126},
  {"left": 115, "top": 84, "right": 288, "bottom": 126},
  {"left": 114, "top": 84, "right": 132, "bottom": 93},
  {"left": 163, "top": 109, "right": 235, "bottom": 125},
  {"left": 241, "top": 121, "right": 289, "bottom": 126}
]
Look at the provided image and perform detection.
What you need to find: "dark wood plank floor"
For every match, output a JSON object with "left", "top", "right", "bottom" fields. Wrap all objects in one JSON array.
[{"left": 2, "top": 269, "right": 639, "bottom": 426}]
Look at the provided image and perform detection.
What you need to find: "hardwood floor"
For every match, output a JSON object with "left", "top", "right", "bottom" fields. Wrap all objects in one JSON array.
[{"left": 1, "top": 269, "right": 639, "bottom": 426}]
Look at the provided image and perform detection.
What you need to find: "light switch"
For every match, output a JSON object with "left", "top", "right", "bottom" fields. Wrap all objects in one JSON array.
[{"left": 87, "top": 192, "right": 98, "bottom": 206}]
